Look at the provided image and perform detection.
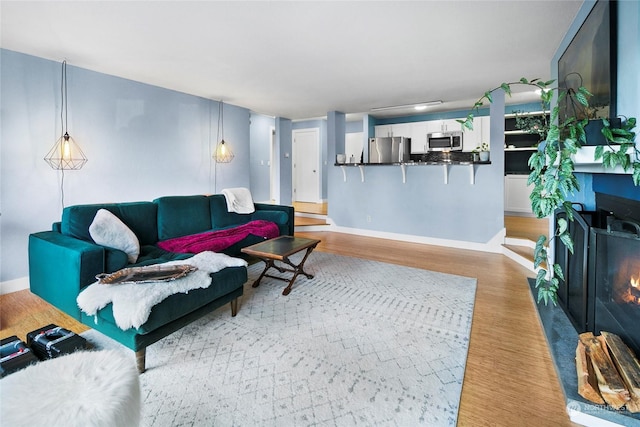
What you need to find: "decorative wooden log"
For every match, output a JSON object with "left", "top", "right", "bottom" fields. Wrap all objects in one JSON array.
[
  {"left": 601, "top": 331, "right": 640, "bottom": 413},
  {"left": 579, "top": 332, "right": 630, "bottom": 410},
  {"left": 576, "top": 341, "right": 605, "bottom": 404}
]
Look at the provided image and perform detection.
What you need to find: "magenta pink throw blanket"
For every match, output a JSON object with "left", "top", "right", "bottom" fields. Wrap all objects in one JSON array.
[{"left": 157, "top": 220, "right": 279, "bottom": 254}]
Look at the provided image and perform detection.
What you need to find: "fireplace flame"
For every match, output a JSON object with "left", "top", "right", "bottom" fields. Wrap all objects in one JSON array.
[{"left": 625, "top": 273, "right": 640, "bottom": 305}]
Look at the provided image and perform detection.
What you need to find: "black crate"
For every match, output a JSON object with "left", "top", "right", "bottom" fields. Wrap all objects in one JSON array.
[
  {"left": 26, "top": 324, "right": 90, "bottom": 360},
  {"left": 0, "top": 336, "right": 40, "bottom": 377}
]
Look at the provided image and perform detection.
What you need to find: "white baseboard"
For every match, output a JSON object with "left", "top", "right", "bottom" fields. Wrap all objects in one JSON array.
[
  {"left": 504, "top": 236, "right": 536, "bottom": 249},
  {"left": 1, "top": 277, "right": 29, "bottom": 295},
  {"left": 325, "top": 224, "right": 506, "bottom": 254}
]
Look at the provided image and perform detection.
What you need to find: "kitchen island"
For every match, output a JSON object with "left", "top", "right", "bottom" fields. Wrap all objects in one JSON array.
[{"left": 336, "top": 151, "right": 491, "bottom": 184}]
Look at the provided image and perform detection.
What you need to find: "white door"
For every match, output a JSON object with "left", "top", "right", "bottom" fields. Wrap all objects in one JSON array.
[{"left": 293, "top": 128, "right": 320, "bottom": 203}]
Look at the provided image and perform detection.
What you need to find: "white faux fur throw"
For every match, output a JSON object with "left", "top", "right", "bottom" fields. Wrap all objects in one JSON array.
[
  {"left": 77, "top": 251, "right": 247, "bottom": 330},
  {"left": 0, "top": 350, "right": 140, "bottom": 427},
  {"left": 221, "top": 187, "right": 255, "bottom": 214}
]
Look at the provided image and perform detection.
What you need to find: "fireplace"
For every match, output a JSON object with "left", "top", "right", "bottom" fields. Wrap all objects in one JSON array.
[
  {"left": 555, "top": 194, "right": 640, "bottom": 356},
  {"left": 590, "top": 220, "right": 640, "bottom": 355}
]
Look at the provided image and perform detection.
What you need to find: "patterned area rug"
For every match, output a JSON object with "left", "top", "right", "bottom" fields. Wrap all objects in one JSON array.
[{"left": 84, "top": 252, "right": 477, "bottom": 426}]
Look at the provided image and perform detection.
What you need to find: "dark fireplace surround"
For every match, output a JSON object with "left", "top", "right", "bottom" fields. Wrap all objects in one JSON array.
[{"left": 554, "top": 193, "right": 640, "bottom": 356}]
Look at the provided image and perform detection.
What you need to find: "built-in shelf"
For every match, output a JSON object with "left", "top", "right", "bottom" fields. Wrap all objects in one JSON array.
[
  {"left": 336, "top": 161, "right": 491, "bottom": 184},
  {"left": 504, "top": 130, "right": 534, "bottom": 136},
  {"left": 505, "top": 147, "right": 538, "bottom": 152},
  {"left": 504, "top": 110, "right": 546, "bottom": 118},
  {"left": 504, "top": 110, "right": 548, "bottom": 175}
]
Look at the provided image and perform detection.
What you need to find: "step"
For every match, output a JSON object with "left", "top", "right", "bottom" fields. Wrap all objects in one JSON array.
[
  {"left": 294, "top": 212, "right": 331, "bottom": 232},
  {"left": 295, "top": 216, "right": 328, "bottom": 226},
  {"left": 502, "top": 236, "right": 547, "bottom": 273}
]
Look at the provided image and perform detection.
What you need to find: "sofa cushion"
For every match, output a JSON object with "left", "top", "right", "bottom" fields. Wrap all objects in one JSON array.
[
  {"left": 93, "top": 266, "right": 247, "bottom": 334},
  {"left": 209, "top": 195, "right": 249, "bottom": 229},
  {"left": 131, "top": 245, "right": 193, "bottom": 267},
  {"left": 104, "top": 248, "right": 129, "bottom": 273},
  {"left": 251, "top": 210, "right": 288, "bottom": 227},
  {"left": 61, "top": 202, "right": 158, "bottom": 245},
  {"left": 155, "top": 196, "right": 212, "bottom": 241},
  {"left": 89, "top": 209, "right": 140, "bottom": 263}
]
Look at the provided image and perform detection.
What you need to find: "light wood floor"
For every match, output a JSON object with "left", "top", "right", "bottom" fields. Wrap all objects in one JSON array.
[
  {"left": 1, "top": 229, "right": 575, "bottom": 426},
  {"left": 293, "top": 201, "right": 327, "bottom": 216},
  {"left": 504, "top": 214, "right": 549, "bottom": 241}
]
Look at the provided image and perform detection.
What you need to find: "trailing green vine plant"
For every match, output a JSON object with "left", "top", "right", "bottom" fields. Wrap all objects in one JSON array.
[
  {"left": 513, "top": 110, "right": 549, "bottom": 142},
  {"left": 457, "top": 77, "right": 639, "bottom": 305}
]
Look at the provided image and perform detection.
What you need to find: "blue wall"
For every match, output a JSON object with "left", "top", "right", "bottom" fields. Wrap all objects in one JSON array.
[
  {"left": 601, "top": 0, "right": 640, "bottom": 202},
  {"left": 371, "top": 102, "right": 541, "bottom": 127},
  {"left": 0, "top": 49, "right": 252, "bottom": 282},
  {"left": 374, "top": 108, "right": 490, "bottom": 126},
  {"left": 346, "top": 120, "right": 363, "bottom": 133},
  {"left": 249, "top": 113, "right": 275, "bottom": 202},
  {"left": 275, "top": 118, "right": 293, "bottom": 205}
]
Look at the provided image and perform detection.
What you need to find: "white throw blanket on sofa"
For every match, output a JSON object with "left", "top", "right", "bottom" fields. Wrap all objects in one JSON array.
[
  {"left": 76, "top": 251, "right": 247, "bottom": 330},
  {"left": 221, "top": 187, "right": 255, "bottom": 214}
]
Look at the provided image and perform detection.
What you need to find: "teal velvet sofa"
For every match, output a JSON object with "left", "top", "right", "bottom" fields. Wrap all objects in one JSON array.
[{"left": 28, "top": 194, "right": 294, "bottom": 372}]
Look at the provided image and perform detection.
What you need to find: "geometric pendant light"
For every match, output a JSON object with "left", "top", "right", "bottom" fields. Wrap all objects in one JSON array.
[
  {"left": 214, "top": 100, "right": 234, "bottom": 163},
  {"left": 44, "top": 60, "right": 88, "bottom": 170}
]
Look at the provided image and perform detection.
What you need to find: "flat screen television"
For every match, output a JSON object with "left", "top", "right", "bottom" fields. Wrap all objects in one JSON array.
[{"left": 558, "top": 0, "right": 617, "bottom": 145}]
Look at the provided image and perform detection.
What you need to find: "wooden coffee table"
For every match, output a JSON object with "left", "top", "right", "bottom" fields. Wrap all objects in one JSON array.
[{"left": 241, "top": 236, "right": 321, "bottom": 295}]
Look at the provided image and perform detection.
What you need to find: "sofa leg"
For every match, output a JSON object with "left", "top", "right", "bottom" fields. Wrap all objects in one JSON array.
[
  {"left": 135, "top": 348, "right": 146, "bottom": 374},
  {"left": 230, "top": 298, "right": 238, "bottom": 317}
]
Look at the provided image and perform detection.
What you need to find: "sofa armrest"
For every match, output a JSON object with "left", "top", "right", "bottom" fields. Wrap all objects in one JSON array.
[
  {"left": 28, "top": 231, "right": 106, "bottom": 320},
  {"left": 254, "top": 203, "right": 295, "bottom": 236}
]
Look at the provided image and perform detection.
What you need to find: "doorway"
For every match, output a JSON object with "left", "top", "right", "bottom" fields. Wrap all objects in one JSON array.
[{"left": 292, "top": 128, "right": 320, "bottom": 203}]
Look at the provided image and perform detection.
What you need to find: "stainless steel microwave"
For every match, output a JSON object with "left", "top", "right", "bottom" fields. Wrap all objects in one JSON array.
[{"left": 427, "top": 131, "right": 463, "bottom": 151}]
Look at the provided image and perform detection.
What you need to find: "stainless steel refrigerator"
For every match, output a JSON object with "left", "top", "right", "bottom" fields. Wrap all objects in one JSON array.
[{"left": 368, "top": 137, "right": 411, "bottom": 163}]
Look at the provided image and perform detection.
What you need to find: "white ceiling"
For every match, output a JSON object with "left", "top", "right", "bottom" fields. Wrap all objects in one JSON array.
[{"left": 0, "top": 1, "right": 583, "bottom": 120}]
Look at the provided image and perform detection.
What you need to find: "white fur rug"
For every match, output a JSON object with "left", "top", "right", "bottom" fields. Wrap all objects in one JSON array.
[
  {"left": 77, "top": 251, "right": 247, "bottom": 329},
  {"left": 0, "top": 349, "right": 140, "bottom": 427},
  {"left": 82, "top": 252, "right": 476, "bottom": 426}
]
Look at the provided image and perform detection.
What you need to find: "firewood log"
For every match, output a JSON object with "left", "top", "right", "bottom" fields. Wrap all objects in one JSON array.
[
  {"left": 576, "top": 341, "right": 605, "bottom": 404},
  {"left": 601, "top": 331, "right": 640, "bottom": 413},
  {"left": 579, "top": 332, "right": 630, "bottom": 410}
]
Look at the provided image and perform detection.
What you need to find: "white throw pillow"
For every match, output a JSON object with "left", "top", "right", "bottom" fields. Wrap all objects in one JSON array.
[{"left": 89, "top": 209, "right": 140, "bottom": 263}]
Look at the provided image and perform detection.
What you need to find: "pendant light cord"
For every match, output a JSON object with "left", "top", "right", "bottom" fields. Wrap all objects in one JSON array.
[
  {"left": 217, "top": 100, "right": 223, "bottom": 142},
  {"left": 60, "top": 60, "right": 67, "bottom": 210},
  {"left": 209, "top": 100, "right": 223, "bottom": 193},
  {"left": 214, "top": 100, "right": 223, "bottom": 186}
]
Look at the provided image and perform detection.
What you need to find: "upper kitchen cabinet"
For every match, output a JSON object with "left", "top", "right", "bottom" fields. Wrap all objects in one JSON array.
[
  {"left": 430, "top": 118, "right": 464, "bottom": 133},
  {"left": 375, "top": 115, "right": 489, "bottom": 155},
  {"left": 374, "top": 122, "right": 412, "bottom": 138},
  {"left": 409, "top": 121, "right": 429, "bottom": 154}
]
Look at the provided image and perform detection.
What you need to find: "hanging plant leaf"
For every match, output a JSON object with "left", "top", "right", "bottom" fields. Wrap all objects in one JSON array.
[{"left": 633, "top": 164, "right": 640, "bottom": 186}]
